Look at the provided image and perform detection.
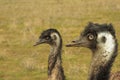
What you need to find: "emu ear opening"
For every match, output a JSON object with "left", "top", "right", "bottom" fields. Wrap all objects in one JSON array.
[
  {"left": 101, "top": 36, "right": 106, "bottom": 43},
  {"left": 51, "top": 33, "right": 57, "bottom": 40},
  {"left": 53, "top": 35, "right": 57, "bottom": 40}
]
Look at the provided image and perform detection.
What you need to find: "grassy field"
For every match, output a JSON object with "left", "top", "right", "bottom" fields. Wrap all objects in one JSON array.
[{"left": 0, "top": 0, "right": 120, "bottom": 80}]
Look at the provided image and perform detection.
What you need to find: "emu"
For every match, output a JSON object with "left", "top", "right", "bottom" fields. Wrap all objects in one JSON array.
[
  {"left": 34, "top": 29, "right": 65, "bottom": 80},
  {"left": 66, "top": 22, "right": 120, "bottom": 80}
]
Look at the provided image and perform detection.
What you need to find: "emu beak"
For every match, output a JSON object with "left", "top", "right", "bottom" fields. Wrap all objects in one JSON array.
[
  {"left": 66, "top": 38, "right": 88, "bottom": 47},
  {"left": 33, "top": 39, "right": 45, "bottom": 46}
]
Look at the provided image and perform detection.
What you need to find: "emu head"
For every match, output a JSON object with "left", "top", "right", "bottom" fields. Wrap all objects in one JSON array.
[
  {"left": 66, "top": 22, "right": 116, "bottom": 51},
  {"left": 34, "top": 28, "right": 61, "bottom": 46}
]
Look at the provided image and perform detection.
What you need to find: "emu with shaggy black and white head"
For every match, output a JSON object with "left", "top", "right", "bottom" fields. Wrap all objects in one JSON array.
[
  {"left": 34, "top": 29, "right": 65, "bottom": 80},
  {"left": 66, "top": 22, "right": 120, "bottom": 80}
]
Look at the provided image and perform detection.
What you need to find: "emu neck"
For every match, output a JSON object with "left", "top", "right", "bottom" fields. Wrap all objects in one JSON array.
[
  {"left": 88, "top": 33, "right": 118, "bottom": 80},
  {"left": 48, "top": 40, "right": 65, "bottom": 80}
]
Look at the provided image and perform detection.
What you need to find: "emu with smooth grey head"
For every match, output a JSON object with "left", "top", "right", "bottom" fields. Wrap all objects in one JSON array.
[
  {"left": 34, "top": 29, "right": 65, "bottom": 80},
  {"left": 66, "top": 22, "right": 120, "bottom": 80}
]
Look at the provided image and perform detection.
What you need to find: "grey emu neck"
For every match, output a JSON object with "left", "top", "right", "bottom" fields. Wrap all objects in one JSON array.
[
  {"left": 48, "top": 37, "right": 65, "bottom": 80},
  {"left": 88, "top": 32, "right": 118, "bottom": 80}
]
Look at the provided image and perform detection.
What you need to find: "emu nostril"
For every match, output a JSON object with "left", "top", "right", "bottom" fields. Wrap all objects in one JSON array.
[{"left": 72, "top": 40, "right": 76, "bottom": 43}]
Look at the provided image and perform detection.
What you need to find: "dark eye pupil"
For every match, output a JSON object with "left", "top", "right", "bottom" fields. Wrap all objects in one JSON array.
[
  {"left": 46, "top": 36, "right": 50, "bottom": 40},
  {"left": 89, "top": 35, "right": 93, "bottom": 39},
  {"left": 87, "top": 34, "right": 94, "bottom": 40}
]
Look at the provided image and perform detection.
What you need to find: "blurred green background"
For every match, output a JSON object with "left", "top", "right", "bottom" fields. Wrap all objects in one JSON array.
[{"left": 0, "top": 0, "right": 120, "bottom": 80}]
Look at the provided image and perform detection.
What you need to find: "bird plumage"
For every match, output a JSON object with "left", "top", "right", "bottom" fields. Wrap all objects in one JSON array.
[
  {"left": 66, "top": 22, "right": 120, "bottom": 80},
  {"left": 34, "top": 29, "right": 65, "bottom": 80}
]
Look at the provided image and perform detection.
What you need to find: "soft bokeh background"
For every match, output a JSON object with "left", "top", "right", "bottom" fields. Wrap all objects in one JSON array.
[{"left": 0, "top": 0, "right": 120, "bottom": 80}]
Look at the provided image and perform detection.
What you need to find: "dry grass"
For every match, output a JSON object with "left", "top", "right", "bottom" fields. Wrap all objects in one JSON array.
[{"left": 0, "top": 0, "right": 120, "bottom": 80}]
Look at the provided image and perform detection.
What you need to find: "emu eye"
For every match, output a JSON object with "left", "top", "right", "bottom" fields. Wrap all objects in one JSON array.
[
  {"left": 87, "top": 34, "right": 94, "bottom": 40},
  {"left": 46, "top": 36, "right": 50, "bottom": 40}
]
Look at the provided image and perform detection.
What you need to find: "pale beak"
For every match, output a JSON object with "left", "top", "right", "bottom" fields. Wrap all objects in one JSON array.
[
  {"left": 33, "top": 39, "right": 45, "bottom": 46},
  {"left": 66, "top": 38, "right": 89, "bottom": 47}
]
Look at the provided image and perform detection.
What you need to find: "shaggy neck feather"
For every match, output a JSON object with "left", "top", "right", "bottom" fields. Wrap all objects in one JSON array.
[
  {"left": 48, "top": 34, "right": 65, "bottom": 80},
  {"left": 88, "top": 32, "right": 118, "bottom": 80}
]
